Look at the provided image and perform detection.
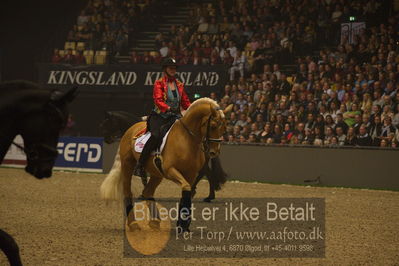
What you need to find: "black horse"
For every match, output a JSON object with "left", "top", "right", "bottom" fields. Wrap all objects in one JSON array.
[
  {"left": 99, "top": 110, "right": 228, "bottom": 202},
  {"left": 0, "top": 80, "right": 77, "bottom": 266},
  {"left": 100, "top": 111, "right": 138, "bottom": 144}
]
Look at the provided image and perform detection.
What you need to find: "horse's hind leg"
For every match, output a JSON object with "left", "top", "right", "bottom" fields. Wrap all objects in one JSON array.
[
  {"left": 142, "top": 175, "right": 162, "bottom": 199},
  {"left": 0, "top": 229, "right": 22, "bottom": 266},
  {"left": 121, "top": 150, "right": 135, "bottom": 217}
]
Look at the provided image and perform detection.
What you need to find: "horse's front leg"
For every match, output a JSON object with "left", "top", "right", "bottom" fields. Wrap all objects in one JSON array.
[
  {"left": 166, "top": 167, "right": 192, "bottom": 232},
  {"left": 0, "top": 229, "right": 23, "bottom": 266},
  {"left": 120, "top": 149, "right": 136, "bottom": 228}
]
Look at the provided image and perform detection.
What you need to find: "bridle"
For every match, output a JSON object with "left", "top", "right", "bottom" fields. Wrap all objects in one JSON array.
[
  {"left": 180, "top": 113, "right": 223, "bottom": 155},
  {"left": 203, "top": 114, "right": 224, "bottom": 154},
  {"left": 11, "top": 102, "right": 66, "bottom": 164},
  {"left": 12, "top": 141, "right": 59, "bottom": 163}
]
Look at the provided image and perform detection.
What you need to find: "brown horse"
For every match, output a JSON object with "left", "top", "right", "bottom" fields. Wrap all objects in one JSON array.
[
  {"left": 101, "top": 98, "right": 229, "bottom": 231},
  {"left": 99, "top": 110, "right": 229, "bottom": 202}
]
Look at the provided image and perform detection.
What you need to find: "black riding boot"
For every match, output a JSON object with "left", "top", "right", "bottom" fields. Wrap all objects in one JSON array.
[{"left": 133, "top": 136, "right": 157, "bottom": 178}]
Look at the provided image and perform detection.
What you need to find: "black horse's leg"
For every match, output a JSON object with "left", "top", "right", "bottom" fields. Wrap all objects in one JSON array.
[
  {"left": 191, "top": 168, "right": 206, "bottom": 199},
  {"left": 201, "top": 163, "right": 215, "bottom": 202},
  {"left": 0, "top": 229, "right": 23, "bottom": 266},
  {"left": 204, "top": 175, "right": 216, "bottom": 202},
  {"left": 177, "top": 191, "right": 192, "bottom": 232}
]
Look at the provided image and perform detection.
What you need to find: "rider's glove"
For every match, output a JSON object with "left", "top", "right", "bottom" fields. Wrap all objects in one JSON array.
[{"left": 169, "top": 106, "right": 180, "bottom": 114}]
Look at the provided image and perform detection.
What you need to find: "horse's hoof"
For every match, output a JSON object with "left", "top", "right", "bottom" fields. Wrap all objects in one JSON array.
[
  {"left": 127, "top": 211, "right": 135, "bottom": 225},
  {"left": 203, "top": 197, "right": 214, "bottom": 202},
  {"left": 176, "top": 225, "right": 190, "bottom": 234},
  {"left": 149, "top": 220, "right": 161, "bottom": 230},
  {"left": 128, "top": 222, "right": 141, "bottom": 232}
]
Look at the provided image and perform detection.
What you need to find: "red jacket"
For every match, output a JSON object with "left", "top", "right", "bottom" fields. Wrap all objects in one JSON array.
[{"left": 153, "top": 76, "right": 191, "bottom": 113}]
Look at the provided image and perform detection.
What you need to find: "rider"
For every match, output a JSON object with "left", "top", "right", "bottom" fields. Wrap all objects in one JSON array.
[{"left": 133, "top": 57, "right": 191, "bottom": 178}]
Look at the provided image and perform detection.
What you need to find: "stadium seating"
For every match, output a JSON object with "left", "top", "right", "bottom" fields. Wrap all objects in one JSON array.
[
  {"left": 83, "top": 50, "right": 94, "bottom": 64},
  {"left": 51, "top": 0, "right": 398, "bottom": 147},
  {"left": 94, "top": 50, "right": 107, "bottom": 65}
]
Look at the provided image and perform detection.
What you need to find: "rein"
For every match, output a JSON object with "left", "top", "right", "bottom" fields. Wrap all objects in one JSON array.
[
  {"left": 12, "top": 141, "right": 59, "bottom": 162},
  {"left": 179, "top": 119, "right": 196, "bottom": 138},
  {"left": 11, "top": 141, "right": 25, "bottom": 151}
]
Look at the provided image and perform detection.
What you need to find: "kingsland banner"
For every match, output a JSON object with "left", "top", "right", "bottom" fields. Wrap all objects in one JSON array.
[{"left": 38, "top": 63, "right": 228, "bottom": 93}]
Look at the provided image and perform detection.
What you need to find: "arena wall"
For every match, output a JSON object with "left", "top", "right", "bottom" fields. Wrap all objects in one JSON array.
[
  {"left": 103, "top": 142, "right": 399, "bottom": 190},
  {"left": 218, "top": 144, "right": 399, "bottom": 190}
]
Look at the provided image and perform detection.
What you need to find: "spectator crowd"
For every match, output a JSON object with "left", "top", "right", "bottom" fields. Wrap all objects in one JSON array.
[
  {"left": 51, "top": 0, "right": 163, "bottom": 64},
  {"left": 178, "top": 0, "right": 398, "bottom": 148},
  {"left": 52, "top": 0, "right": 399, "bottom": 148}
]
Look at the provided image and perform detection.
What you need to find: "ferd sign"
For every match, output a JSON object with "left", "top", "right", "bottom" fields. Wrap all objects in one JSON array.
[
  {"left": 55, "top": 136, "right": 103, "bottom": 172},
  {"left": 3, "top": 136, "right": 104, "bottom": 173}
]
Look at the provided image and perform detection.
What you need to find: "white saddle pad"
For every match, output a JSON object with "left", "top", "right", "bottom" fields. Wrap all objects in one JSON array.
[{"left": 134, "top": 123, "right": 174, "bottom": 154}]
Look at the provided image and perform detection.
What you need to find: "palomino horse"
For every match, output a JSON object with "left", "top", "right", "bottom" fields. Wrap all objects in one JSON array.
[
  {"left": 0, "top": 80, "right": 77, "bottom": 266},
  {"left": 99, "top": 110, "right": 228, "bottom": 201},
  {"left": 101, "top": 98, "right": 229, "bottom": 231}
]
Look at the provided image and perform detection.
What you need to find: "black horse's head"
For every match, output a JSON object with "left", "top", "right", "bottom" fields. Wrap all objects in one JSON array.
[
  {"left": 99, "top": 111, "right": 121, "bottom": 144},
  {"left": 99, "top": 111, "right": 138, "bottom": 144},
  {"left": 20, "top": 87, "right": 78, "bottom": 178}
]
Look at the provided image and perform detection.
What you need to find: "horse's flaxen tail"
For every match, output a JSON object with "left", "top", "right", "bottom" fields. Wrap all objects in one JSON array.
[
  {"left": 100, "top": 147, "right": 123, "bottom": 201},
  {"left": 210, "top": 157, "right": 228, "bottom": 191}
]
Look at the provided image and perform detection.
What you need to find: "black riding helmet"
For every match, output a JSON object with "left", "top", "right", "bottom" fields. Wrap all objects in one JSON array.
[{"left": 161, "top": 57, "right": 178, "bottom": 69}]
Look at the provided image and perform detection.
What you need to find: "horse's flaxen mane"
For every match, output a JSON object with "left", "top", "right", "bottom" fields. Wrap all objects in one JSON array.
[{"left": 185, "top": 97, "right": 219, "bottom": 114}]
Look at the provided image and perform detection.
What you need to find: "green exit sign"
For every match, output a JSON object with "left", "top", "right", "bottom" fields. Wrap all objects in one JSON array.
[{"left": 349, "top": 16, "right": 356, "bottom": 21}]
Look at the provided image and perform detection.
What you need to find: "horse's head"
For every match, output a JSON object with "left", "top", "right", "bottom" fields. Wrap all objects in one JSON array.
[
  {"left": 205, "top": 104, "right": 232, "bottom": 158},
  {"left": 99, "top": 111, "right": 139, "bottom": 144},
  {"left": 21, "top": 87, "right": 78, "bottom": 178},
  {"left": 100, "top": 112, "right": 120, "bottom": 144}
]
